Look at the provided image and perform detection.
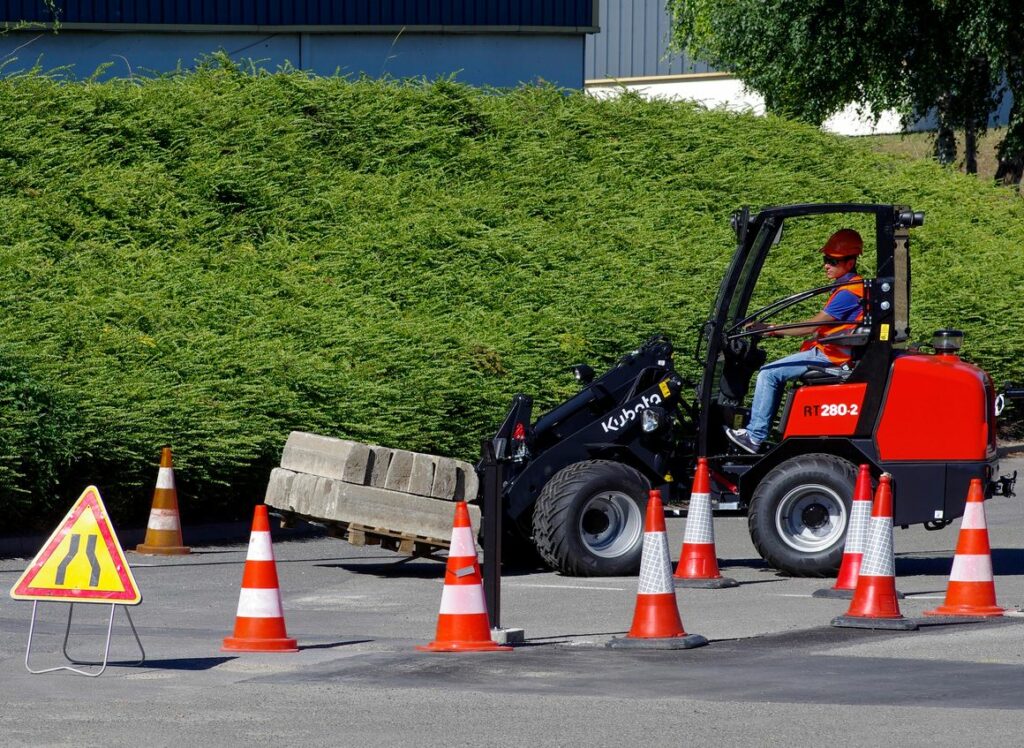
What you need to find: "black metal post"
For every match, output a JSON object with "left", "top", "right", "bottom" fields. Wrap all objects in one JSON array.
[{"left": 481, "top": 438, "right": 505, "bottom": 630}]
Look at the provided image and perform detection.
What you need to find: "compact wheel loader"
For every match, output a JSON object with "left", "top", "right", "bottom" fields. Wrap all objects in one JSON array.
[{"left": 266, "top": 203, "right": 1017, "bottom": 577}]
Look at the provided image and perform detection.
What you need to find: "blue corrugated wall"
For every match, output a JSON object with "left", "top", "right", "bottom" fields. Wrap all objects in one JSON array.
[
  {"left": 0, "top": 1, "right": 596, "bottom": 27},
  {"left": 585, "top": 0, "right": 712, "bottom": 79}
]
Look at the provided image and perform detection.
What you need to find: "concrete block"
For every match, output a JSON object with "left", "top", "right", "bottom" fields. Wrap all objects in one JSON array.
[
  {"left": 369, "top": 445, "right": 393, "bottom": 488},
  {"left": 456, "top": 465, "right": 480, "bottom": 502},
  {"left": 288, "top": 472, "right": 323, "bottom": 516},
  {"left": 408, "top": 453, "right": 436, "bottom": 497},
  {"left": 430, "top": 458, "right": 458, "bottom": 500},
  {"left": 342, "top": 441, "right": 373, "bottom": 485},
  {"left": 382, "top": 450, "right": 414, "bottom": 493},
  {"left": 265, "top": 475, "right": 482, "bottom": 541},
  {"left": 264, "top": 468, "right": 296, "bottom": 505},
  {"left": 281, "top": 431, "right": 353, "bottom": 480}
]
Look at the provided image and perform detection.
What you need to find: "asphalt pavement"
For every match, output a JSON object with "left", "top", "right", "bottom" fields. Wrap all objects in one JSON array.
[{"left": 0, "top": 453, "right": 1021, "bottom": 746}]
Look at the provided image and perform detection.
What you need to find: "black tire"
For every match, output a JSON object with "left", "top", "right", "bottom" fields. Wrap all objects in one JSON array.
[
  {"left": 532, "top": 460, "right": 650, "bottom": 577},
  {"left": 748, "top": 454, "right": 857, "bottom": 577}
]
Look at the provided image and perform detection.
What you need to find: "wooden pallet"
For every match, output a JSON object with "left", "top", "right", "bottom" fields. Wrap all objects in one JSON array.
[{"left": 277, "top": 510, "right": 447, "bottom": 558}]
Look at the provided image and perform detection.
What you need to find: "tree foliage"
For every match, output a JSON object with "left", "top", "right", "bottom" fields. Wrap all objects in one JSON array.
[{"left": 668, "top": 0, "right": 1024, "bottom": 183}]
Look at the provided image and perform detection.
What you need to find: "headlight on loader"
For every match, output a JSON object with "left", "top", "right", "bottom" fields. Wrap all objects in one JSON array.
[{"left": 642, "top": 407, "right": 669, "bottom": 434}]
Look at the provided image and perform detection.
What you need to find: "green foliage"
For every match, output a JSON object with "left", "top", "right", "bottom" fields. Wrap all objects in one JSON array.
[
  {"left": 667, "top": 1, "right": 1024, "bottom": 174},
  {"left": 0, "top": 68, "right": 1021, "bottom": 530}
]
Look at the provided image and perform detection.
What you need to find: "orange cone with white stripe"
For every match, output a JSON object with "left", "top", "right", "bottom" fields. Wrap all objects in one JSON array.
[
  {"left": 135, "top": 447, "right": 190, "bottom": 555},
  {"left": 674, "top": 458, "right": 737, "bottom": 588},
  {"left": 608, "top": 490, "right": 707, "bottom": 649},
  {"left": 832, "top": 474, "right": 916, "bottom": 630},
  {"left": 925, "top": 479, "right": 1004, "bottom": 618},
  {"left": 417, "top": 501, "right": 511, "bottom": 652},
  {"left": 222, "top": 505, "right": 298, "bottom": 652},
  {"left": 814, "top": 464, "right": 875, "bottom": 599}
]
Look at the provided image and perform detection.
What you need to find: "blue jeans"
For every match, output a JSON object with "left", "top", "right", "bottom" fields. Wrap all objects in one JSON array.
[{"left": 745, "top": 348, "right": 833, "bottom": 443}]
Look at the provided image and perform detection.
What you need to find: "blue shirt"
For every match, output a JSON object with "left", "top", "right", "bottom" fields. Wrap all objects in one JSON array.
[{"left": 823, "top": 272, "right": 862, "bottom": 322}]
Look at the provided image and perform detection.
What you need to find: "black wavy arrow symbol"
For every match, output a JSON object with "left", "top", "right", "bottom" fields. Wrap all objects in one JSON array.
[{"left": 54, "top": 533, "right": 102, "bottom": 587}]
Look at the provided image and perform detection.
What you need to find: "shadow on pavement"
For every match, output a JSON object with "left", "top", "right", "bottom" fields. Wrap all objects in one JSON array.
[
  {"left": 300, "top": 639, "right": 373, "bottom": 651},
  {"left": 896, "top": 547, "right": 1024, "bottom": 576},
  {"left": 139, "top": 657, "right": 235, "bottom": 670}
]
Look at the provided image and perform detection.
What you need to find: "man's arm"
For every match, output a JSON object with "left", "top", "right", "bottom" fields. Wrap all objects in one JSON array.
[{"left": 763, "top": 311, "right": 834, "bottom": 337}]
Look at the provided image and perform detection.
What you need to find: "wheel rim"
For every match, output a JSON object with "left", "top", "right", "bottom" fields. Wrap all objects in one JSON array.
[
  {"left": 578, "top": 491, "right": 643, "bottom": 558},
  {"left": 774, "top": 483, "right": 847, "bottom": 553}
]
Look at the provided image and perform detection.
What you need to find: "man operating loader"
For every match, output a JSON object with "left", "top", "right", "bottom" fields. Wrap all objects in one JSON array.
[{"left": 725, "top": 229, "right": 866, "bottom": 453}]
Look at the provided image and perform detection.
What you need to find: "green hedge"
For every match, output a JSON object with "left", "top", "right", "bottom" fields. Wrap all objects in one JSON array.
[{"left": 1, "top": 63, "right": 1021, "bottom": 530}]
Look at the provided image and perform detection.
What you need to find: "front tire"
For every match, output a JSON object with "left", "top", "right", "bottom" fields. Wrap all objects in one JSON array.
[
  {"left": 532, "top": 460, "right": 650, "bottom": 576},
  {"left": 748, "top": 454, "right": 856, "bottom": 577}
]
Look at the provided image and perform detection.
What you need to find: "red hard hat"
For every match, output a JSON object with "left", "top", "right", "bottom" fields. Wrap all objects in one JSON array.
[{"left": 820, "top": 229, "right": 863, "bottom": 258}]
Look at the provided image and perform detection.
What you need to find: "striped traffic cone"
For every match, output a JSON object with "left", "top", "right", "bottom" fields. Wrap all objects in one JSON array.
[
  {"left": 608, "top": 490, "right": 708, "bottom": 650},
  {"left": 925, "top": 479, "right": 1004, "bottom": 618},
  {"left": 135, "top": 447, "right": 190, "bottom": 555},
  {"left": 814, "top": 465, "right": 897, "bottom": 599},
  {"left": 832, "top": 474, "right": 917, "bottom": 630},
  {"left": 222, "top": 505, "right": 298, "bottom": 652},
  {"left": 417, "top": 501, "right": 511, "bottom": 652},
  {"left": 673, "top": 458, "right": 737, "bottom": 589}
]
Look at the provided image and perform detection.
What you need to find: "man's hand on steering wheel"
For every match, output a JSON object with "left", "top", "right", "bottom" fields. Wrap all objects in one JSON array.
[{"left": 744, "top": 320, "right": 778, "bottom": 337}]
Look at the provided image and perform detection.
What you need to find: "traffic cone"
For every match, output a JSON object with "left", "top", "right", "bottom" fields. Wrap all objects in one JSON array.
[
  {"left": 608, "top": 490, "right": 708, "bottom": 650},
  {"left": 924, "top": 479, "right": 1004, "bottom": 618},
  {"left": 813, "top": 464, "right": 904, "bottom": 599},
  {"left": 673, "top": 458, "right": 738, "bottom": 589},
  {"left": 135, "top": 447, "right": 190, "bottom": 555},
  {"left": 222, "top": 505, "right": 298, "bottom": 652},
  {"left": 417, "top": 501, "right": 511, "bottom": 652},
  {"left": 832, "top": 474, "right": 917, "bottom": 630}
]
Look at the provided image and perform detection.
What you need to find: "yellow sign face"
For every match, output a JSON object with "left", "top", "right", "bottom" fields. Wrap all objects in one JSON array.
[
  {"left": 10, "top": 486, "right": 141, "bottom": 605},
  {"left": 879, "top": 323, "right": 891, "bottom": 341}
]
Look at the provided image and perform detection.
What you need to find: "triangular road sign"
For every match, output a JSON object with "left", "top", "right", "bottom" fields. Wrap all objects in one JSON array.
[{"left": 10, "top": 486, "right": 141, "bottom": 605}]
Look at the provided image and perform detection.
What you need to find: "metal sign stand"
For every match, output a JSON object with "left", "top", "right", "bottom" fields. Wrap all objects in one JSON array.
[{"left": 25, "top": 601, "right": 145, "bottom": 677}]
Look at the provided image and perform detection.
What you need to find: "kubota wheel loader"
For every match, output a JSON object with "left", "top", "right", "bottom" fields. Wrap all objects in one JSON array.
[
  {"left": 266, "top": 203, "right": 1017, "bottom": 577},
  {"left": 486, "top": 202, "right": 1016, "bottom": 576}
]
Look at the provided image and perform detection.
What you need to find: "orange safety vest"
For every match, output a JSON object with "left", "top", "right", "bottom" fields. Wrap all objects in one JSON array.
[{"left": 800, "top": 274, "right": 865, "bottom": 365}]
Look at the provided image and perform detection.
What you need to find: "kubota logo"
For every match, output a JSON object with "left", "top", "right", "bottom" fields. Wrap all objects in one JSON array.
[{"left": 601, "top": 393, "right": 662, "bottom": 433}]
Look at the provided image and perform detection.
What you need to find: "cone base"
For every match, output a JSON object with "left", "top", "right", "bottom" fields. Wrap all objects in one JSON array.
[
  {"left": 814, "top": 587, "right": 905, "bottom": 600},
  {"left": 607, "top": 633, "right": 708, "bottom": 650},
  {"left": 134, "top": 544, "right": 191, "bottom": 556},
  {"left": 923, "top": 604, "right": 1004, "bottom": 618},
  {"left": 831, "top": 615, "right": 918, "bottom": 631},
  {"left": 674, "top": 576, "right": 739, "bottom": 589},
  {"left": 416, "top": 640, "right": 513, "bottom": 653},
  {"left": 222, "top": 636, "right": 298, "bottom": 652}
]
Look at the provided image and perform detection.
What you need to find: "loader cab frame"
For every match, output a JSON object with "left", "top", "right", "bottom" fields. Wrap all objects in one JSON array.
[{"left": 696, "top": 203, "right": 922, "bottom": 457}]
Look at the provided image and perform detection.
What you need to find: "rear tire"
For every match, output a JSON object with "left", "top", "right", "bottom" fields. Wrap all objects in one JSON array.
[
  {"left": 748, "top": 454, "right": 856, "bottom": 577},
  {"left": 532, "top": 460, "right": 650, "bottom": 577}
]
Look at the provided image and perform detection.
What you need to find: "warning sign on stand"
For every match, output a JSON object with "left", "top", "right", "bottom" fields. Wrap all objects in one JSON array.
[{"left": 10, "top": 486, "right": 141, "bottom": 605}]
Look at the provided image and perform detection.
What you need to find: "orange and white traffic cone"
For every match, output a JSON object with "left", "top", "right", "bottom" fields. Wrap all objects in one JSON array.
[
  {"left": 925, "top": 479, "right": 1004, "bottom": 618},
  {"left": 222, "top": 505, "right": 298, "bottom": 652},
  {"left": 135, "top": 447, "right": 190, "bottom": 555},
  {"left": 608, "top": 490, "right": 708, "bottom": 649},
  {"left": 417, "top": 501, "right": 511, "bottom": 652},
  {"left": 674, "top": 458, "right": 737, "bottom": 589},
  {"left": 813, "top": 464, "right": 904, "bottom": 600},
  {"left": 832, "top": 474, "right": 917, "bottom": 630}
]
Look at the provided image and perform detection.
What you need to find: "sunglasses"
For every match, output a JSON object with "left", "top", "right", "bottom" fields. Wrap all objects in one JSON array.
[{"left": 823, "top": 256, "right": 854, "bottom": 266}]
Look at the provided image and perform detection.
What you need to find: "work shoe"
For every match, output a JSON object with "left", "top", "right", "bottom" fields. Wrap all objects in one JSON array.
[{"left": 725, "top": 428, "right": 761, "bottom": 454}]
